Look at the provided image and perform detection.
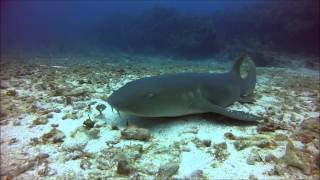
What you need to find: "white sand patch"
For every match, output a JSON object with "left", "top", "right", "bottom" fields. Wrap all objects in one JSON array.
[
  {"left": 177, "top": 143, "right": 213, "bottom": 177},
  {"left": 306, "top": 112, "right": 319, "bottom": 118},
  {"left": 84, "top": 139, "right": 107, "bottom": 154},
  {"left": 259, "top": 95, "right": 279, "bottom": 104},
  {"left": 55, "top": 119, "right": 82, "bottom": 137},
  {"left": 147, "top": 117, "right": 257, "bottom": 144},
  {"left": 84, "top": 127, "right": 120, "bottom": 153},
  {"left": 50, "top": 160, "right": 82, "bottom": 177},
  {"left": 1, "top": 115, "right": 50, "bottom": 144},
  {"left": 205, "top": 147, "right": 273, "bottom": 179}
]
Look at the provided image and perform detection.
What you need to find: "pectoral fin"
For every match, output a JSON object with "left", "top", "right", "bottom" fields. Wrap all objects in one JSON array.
[
  {"left": 198, "top": 100, "right": 261, "bottom": 122},
  {"left": 238, "top": 95, "right": 255, "bottom": 103}
]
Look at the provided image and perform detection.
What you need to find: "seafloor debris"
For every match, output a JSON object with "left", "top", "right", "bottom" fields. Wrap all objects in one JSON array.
[
  {"left": 257, "top": 120, "right": 288, "bottom": 132},
  {"left": 116, "top": 153, "right": 133, "bottom": 175},
  {"left": 117, "top": 159, "right": 133, "bottom": 175},
  {"left": 5, "top": 89, "right": 17, "bottom": 96},
  {"left": 282, "top": 140, "right": 312, "bottom": 175},
  {"left": 8, "top": 138, "right": 18, "bottom": 145},
  {"left": 65, "top": 96, "right": 72, "bottom": 105},
  {"left": 96, "top": 104, "right": 106, "bottom": 114},
  {"left": 62, "top": 88, "right": 88, "bottom": 97},
  {"left": 0, "top": 80, "right": 11, "bottom": 89},
  {"left": 37, "top": 164, "right": 54, "bottom": 177},
  {"left": 41, "top": 128, "right": 65, "bottom": 144},
  {"left": 224, "top": 132, "right": 238, "bottom": 140},
  {"left": 247, "top": 148, "right": 262, "bottom": 165},
  {"left": 29, "top": 137, "right": 40, "bottom": 146},
  {"left": 156, "top": 162, "right": 180, "bottom": 179},
  {"left": 61, "top": 141, "right": 92, "bottom": 162},
  {"left": 264, "top": 153, "right": 278, "bottom": 163},
  {"left": 83, "top": 118, "right": 95, "bottom": 129},
  {"left": 31, "top": 116, "right": 49, "bottom": 126},
  {"left": 80, "top": 159, "right": 92, "bottom": 170},
  {"left": 35, "top": 153, "right": 50, "bottom": 161},
  {"left": 0, "top": 57, "right": 319, "bottom": 179},
  {"left": 86, "top": 128, "right": 100, "bottom": 139},
  {"left": 280, "top": 117, "right": 320, "bottom": 175},
  {"left": 231, "top": 134, "right": 280, "bottom": 151},
  {"left": 96, "top": 148, "right": 129, "bottom": 171},
  {"left": 3, "top": 160, "right": 36, "bottom": 178},
  {"left": 62, "top": 111, "right": 78, "bottom": 120},
  {"left": 249, "top": 174, "right": 258, "bottom": 180},
  {"left": 214, "top": 142, "right": 230, "bottom": 162},
  {"left": 78, "top": 79, "right": 92, "bottom": 85},
  {"left": 111, "top": 123, "right": 119, "bottom": 130},
  {"left": 192, "top": 137, "right": 211, "bottom": 148},
  {"left": 121, "top": 125, "right": 151, "bottom": 141},
  {"left": 2, "top": 152, "right": 49, "bottom": 178},
  {"left": 292, "top": 117, "right": 320, "bottom": 144},
  {"left": 70, "top": 125, "right": 101, "bottom": 139},
  {"left": 202, "top": 139, "right": 212, "bottom": 147},
  {"left": 188, "top": 169, "right": 205, "bottom": 179}
]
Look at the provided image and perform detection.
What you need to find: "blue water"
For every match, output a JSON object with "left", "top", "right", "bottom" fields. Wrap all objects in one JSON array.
[{"left": 1, "top": 0, "right": 319, "bottom": 61}]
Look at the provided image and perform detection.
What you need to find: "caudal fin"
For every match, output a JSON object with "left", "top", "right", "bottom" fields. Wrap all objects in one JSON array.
[{"left": 230, "top": 53, "right": 256, "bottom": 96}]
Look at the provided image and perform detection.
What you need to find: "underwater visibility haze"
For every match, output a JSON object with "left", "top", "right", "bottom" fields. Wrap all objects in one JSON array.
[{"left": 1, "top": 0, "right": 319, "bottom": 179}]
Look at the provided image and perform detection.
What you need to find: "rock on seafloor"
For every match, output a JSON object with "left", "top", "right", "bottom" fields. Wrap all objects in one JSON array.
[
  {"left": 156, "top": 162, "right": 180, "bottom": 179},
  {"left": 282, "top": 140, "right": 313, "bottom": 175},
  {"left": 121, "top": 126, "right": 151, "bottom": 141}
]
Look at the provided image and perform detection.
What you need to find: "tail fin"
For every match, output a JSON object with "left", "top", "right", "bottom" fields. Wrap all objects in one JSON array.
[{"left": 230, "top": 53, "right": 256, "bottom": 96}]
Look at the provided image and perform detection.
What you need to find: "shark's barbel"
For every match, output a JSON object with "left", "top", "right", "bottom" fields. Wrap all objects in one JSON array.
[{"left": 107, "top": 54, "right": 260, "bottom": 122}]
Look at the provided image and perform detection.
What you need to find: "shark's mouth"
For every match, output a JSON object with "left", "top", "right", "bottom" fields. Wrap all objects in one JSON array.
[{"left": 109, "top": 104, "right": 150, "bottom": 117}]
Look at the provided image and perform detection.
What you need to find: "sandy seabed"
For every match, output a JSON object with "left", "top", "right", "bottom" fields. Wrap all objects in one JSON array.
[{"left": 0, "top": 54, "right": 319, "bottom": 179}]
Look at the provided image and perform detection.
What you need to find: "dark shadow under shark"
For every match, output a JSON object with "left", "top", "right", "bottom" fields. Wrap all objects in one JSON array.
[{"left": 107, "top": 54, "right": 262, "bottom": 122}]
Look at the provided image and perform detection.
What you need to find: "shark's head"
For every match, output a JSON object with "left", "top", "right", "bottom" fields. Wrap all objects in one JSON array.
[{"left": 107, "top": 78, "right": 171, "bottom": 117}]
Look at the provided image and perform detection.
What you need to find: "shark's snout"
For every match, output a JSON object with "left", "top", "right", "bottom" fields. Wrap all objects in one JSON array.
[
  {"left": 107, "top": 92, "right": 134, "bottom": 112},
  {"left": 107, "top": 94, "right": 123, "bottom": 109}
]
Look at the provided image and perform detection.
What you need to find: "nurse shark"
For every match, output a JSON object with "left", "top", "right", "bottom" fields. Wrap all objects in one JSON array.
[{"left": 107, "top": 54, "right": 261, "bottom": 122}]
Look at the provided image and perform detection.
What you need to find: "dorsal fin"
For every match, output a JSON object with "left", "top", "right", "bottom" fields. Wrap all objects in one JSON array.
[
  {"left": 231, "top": 53, "right": 247, "bottom": 77},
  {"left": 230, "top": 53, "right": 257, "bottom": 96}
]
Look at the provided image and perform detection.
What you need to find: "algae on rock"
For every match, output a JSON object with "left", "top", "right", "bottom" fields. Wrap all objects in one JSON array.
[{"left": 282, "top": 140, "right": 312, "bottom": 175}]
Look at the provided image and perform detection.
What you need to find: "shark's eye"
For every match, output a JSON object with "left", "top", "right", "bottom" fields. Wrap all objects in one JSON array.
[{"left": 145, "top": 92, "right": 155, "bottom": 98}]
